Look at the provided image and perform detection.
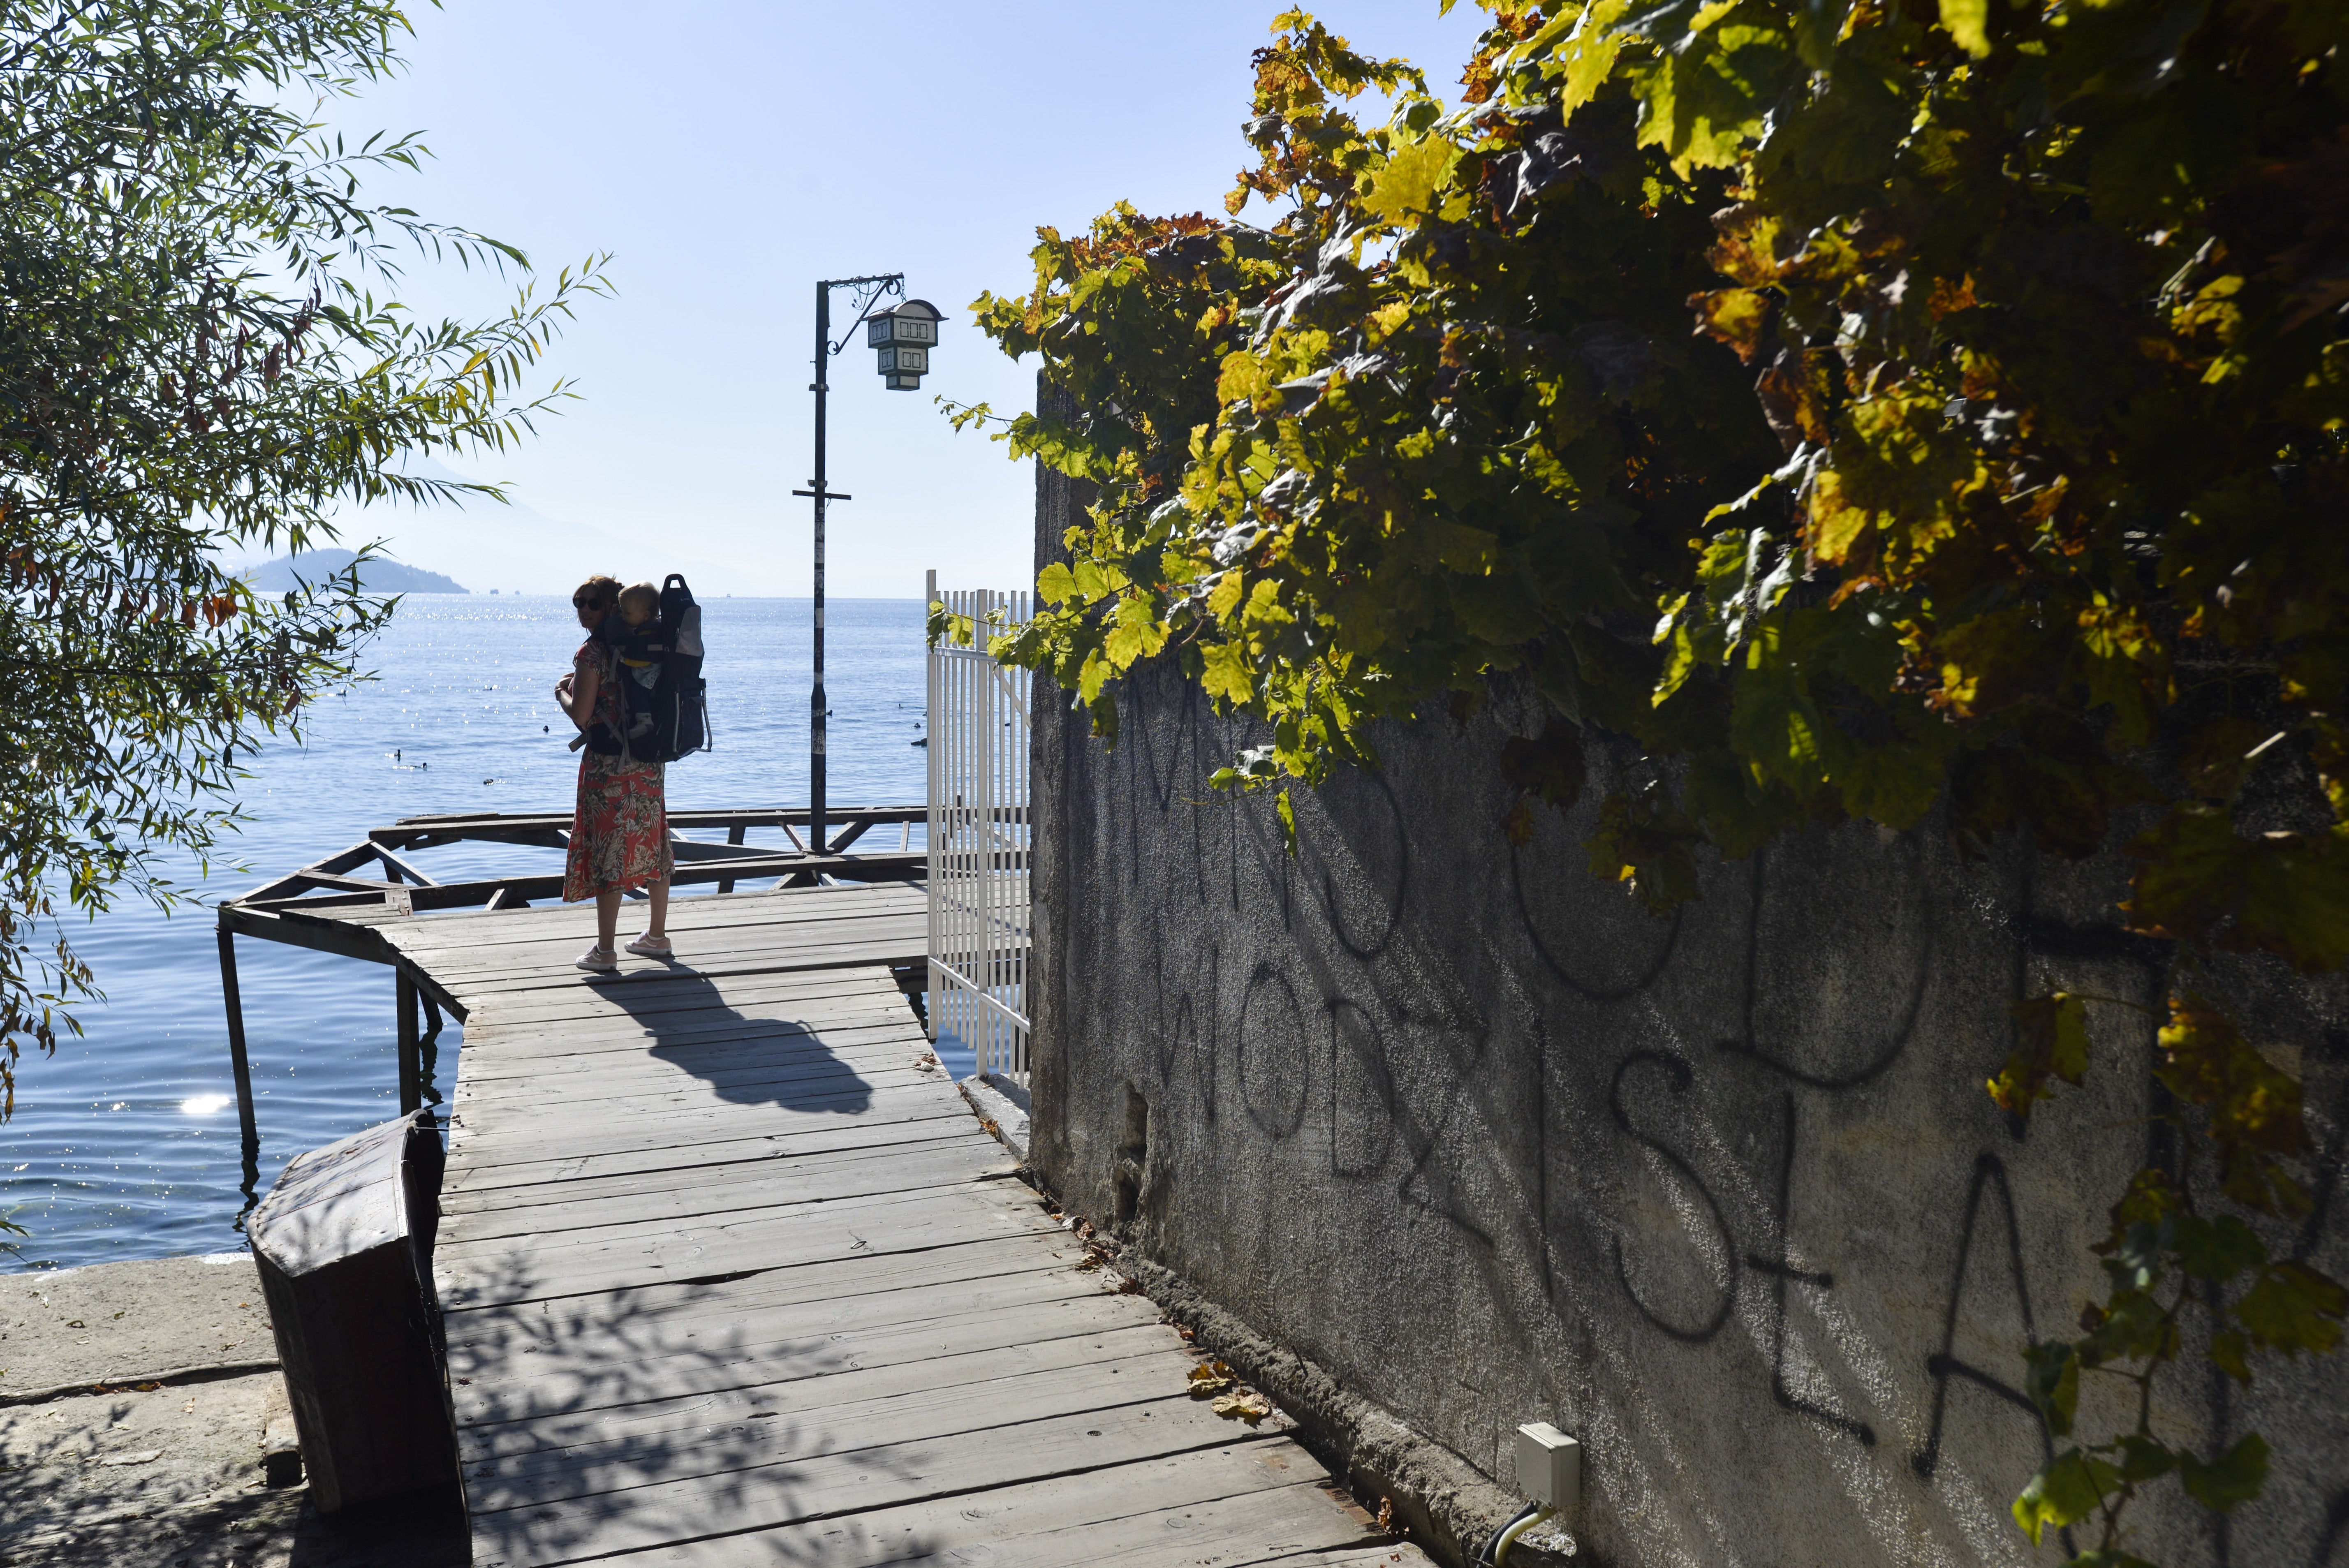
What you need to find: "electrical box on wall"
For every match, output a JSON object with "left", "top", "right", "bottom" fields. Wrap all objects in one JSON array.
[{"left": 1516, "top": 1422, "right": 1581, "bottom": 1512}]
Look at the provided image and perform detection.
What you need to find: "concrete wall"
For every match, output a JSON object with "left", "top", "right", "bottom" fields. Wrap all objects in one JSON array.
[{"left": 1025, "top": 492, "right": 2349, "bottom": 1567}]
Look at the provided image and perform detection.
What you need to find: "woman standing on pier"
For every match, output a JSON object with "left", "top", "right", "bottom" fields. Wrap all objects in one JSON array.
[{"left": 555, "top": 574, "right": 673, "bottom": 971}]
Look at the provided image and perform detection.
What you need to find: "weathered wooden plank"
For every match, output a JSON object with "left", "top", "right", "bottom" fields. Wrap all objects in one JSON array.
[
  {"left": 450, "top": 1075, "right": 939, "bottom": 1138},
  {"left": 432, "top": 1182, "right": 1042, "bottom": 1307},
  {"left": 579, "top": 1448, "right": 1368, "bottom": 1568},
  {"left": 438, "top": 1120, "right": 993, "bottom": 1213},
  {"left": 450, "top": 993, "right": 921, "bottom": 1064},
  {"left": 438, "top": 1089, "right": 969, "bottom": 1171},
  {"left": 449, "top": 971, "right": 910, "bottom": 1035},
  {"left": 451, "top": 1012, "right": 930, "bottom": 1085},
  {"left": 450, "top": 1047, "right": 938, "bottom": 1120},
  {"left": 416, "top": 954, "right": 924, "bottom": 1007},
  {"left": 437, "top": 1106, "right": 977, "bottom": 1193},
  {"left": 217, "top": 902, "right": 398, "bottom": 962},
  {"left": 467, "top": 1390, "right": 1296, "bottom": 1567},
  {"left": 388, "top": 896, "right": 928, "bottom": 960},
  {"left": 454, "top": 1307, "right": 1173, "bottom": 1452},
  {"left": 437, "top": 1169, "right": 1027, "bottom": 1269},
  {"left": 466, "top": 1343, "right": 1196, "bottom": 1512},
  {"left": 454, "top": 1005, "right": 923, "bottom": 1060},
  {"left": 447, "top": 1263, "right": 1118, "bottom": 1426},
  {"left": 450, "top": 958, "right": 905, "bottom": 1006},
  {"left": 449, "top": 965, "right": 926, "bottom": 1027},
  {"left": 442, "top": 1077, "right": 963, "bottom": 1156},
  {"left": 451, "top": 955, "right": 916, "bottom": 1002},
  {"left": 441, "top": 1234, "right": 1067, "bottom": 1340},
  {"left": 421, "top": 952, "right": 926, "bottom": 1008},
  {"left": 375, "top": 883, "right": 927, "bottom": 952},
  {"left": 437, "top": 1139, "right": 1011, "bottom": 1241},
  {"left": 394, "top": 922, "right": 933, "bottom": 987}
]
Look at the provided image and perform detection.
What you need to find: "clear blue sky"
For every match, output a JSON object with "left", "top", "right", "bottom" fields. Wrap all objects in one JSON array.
[{"left": 329, "top": 0, "right": 1483, "bottom": 597}]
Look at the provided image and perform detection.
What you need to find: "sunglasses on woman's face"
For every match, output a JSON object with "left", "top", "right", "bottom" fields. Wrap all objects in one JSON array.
[{"left": 573, "top": 595, "right": 606, "bottom": 610}]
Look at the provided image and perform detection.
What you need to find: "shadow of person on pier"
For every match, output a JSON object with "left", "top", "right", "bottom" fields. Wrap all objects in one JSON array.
[{"left": 588, "top": 967, "right": 879, "bottom": 1116}]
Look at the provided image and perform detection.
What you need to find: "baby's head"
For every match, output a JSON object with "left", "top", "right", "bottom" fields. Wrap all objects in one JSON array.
[{"left": 617, "top": 582, "right": 660, "bottom": 627}]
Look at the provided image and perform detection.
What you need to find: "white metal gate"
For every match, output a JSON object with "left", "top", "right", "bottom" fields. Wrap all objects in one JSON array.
[{"left": 926, "top": 572, "right": 1032, "bottom": 1084}]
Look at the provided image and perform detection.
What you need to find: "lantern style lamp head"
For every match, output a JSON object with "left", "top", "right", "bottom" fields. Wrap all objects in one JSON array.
[{"left": 868, "top": 299, "right": 943, "bottom": 391}]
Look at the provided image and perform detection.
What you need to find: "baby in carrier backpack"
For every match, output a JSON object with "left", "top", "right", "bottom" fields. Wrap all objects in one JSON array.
[{"left": 608, "top": 580, "right": 664, "bottom": 742}]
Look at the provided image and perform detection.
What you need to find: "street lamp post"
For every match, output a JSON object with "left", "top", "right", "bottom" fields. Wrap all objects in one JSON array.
[{"left": 791, "top": 276, "right": 941, "bottom": 858}]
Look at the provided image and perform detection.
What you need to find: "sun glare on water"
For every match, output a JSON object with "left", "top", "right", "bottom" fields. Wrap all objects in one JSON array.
[{"left": 182, "top": 1094, "right": 232, "bottom": 1116}]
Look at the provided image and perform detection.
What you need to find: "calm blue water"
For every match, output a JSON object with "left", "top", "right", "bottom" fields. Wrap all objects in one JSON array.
[{"left": 1, "top": 596, "right": 938, "bottom": 1272}]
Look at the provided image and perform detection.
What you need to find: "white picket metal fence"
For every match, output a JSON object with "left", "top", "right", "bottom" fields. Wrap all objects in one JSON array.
[{"left": 926, "top": 572, "right": 1032, "bottom": 1085}]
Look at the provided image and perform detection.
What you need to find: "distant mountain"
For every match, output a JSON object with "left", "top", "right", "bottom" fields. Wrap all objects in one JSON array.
[
  {"left": 384, "top": 464, "right": 745, "bottom": 596},
  {"left": 242, "top": 547, "right": 468, "bottom": 595},
  {"left": 230, "top": 457, "right": 741, "bottom": 597}
]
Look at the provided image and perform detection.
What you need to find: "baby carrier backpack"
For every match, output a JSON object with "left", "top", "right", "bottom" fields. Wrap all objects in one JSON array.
[
  {"left": 579, "top": 574, "right": 709, "bottom": 763},
  {"left": 647, "top": 574, "right": 708, "bottom": 761}
]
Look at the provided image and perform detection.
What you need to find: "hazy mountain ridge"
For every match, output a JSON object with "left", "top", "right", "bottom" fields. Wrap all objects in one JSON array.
[
  {"left": 223, "top": 459, "right": 751, "bottom": 595},
  {"left": 241, "top": 547, "right": 468, "bottom": 594}
]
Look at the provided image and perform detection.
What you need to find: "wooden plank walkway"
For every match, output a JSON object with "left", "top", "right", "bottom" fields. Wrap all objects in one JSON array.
[{"left": 343, "top": 883, "right": 1421, "bottom": 1568}]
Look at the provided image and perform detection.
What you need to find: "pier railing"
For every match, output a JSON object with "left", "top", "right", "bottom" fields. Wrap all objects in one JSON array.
[
  {"left": 926, "top": 575, "right": 1032, "bottom": 1086},
  {"left": 213, "top": 804, "right": 928, "bottom": 1164}
]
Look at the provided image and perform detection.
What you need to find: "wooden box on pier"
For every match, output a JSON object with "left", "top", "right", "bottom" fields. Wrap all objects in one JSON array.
[{"left": 248, "top": 1109, "right": 455, "bottom": 1512}]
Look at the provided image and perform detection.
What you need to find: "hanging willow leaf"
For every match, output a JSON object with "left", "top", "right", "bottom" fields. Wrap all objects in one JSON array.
[{"left": 0, "top": 0, "right": 609, "bottom": 1123}]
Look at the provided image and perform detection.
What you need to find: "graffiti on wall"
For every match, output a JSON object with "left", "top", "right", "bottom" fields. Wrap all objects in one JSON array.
[{"left": 1050, "top": 668, "right": 2349, "bottom": 1565}]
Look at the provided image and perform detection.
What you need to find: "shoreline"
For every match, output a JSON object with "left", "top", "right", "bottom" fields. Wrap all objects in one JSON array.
[{"left": 0, "top": 1252, "right": 465, "bottom": 1566}]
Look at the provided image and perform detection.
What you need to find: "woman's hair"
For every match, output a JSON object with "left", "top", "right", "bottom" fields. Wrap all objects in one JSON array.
[
  {"left": 618, "top": 581, "right": 660, "bottom": 616},
  {"left": 574, "top": 574, "right": 623, "bottom": 610}
]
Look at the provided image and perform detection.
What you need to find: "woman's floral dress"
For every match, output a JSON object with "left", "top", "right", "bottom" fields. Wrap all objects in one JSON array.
[{"left": 562, "top": 638, "right": 672, "bottom": 902}]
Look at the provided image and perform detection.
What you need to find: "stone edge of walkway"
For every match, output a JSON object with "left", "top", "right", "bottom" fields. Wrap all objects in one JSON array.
[{"left": 959, "top": 1073, "right": 1033, "bottom": 1162}]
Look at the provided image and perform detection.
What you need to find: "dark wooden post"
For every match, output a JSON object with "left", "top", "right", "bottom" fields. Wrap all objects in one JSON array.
[
  {"left": 718, "top": 821, "right": 747, "bottom": 895},
  {"left": 218, "top": 922, "right": 259, "bottom": 1152},
  {"left": 420, "top": 991, "right": 444, "bottom": 1037},
  {"left": 396, "top": 970, "right": 421, "bottom": 1115}
]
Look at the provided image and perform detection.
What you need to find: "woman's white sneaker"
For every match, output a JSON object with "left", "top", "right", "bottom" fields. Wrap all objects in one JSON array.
[
  {"left": 575, "top": 944, "right": 618, "bottom": 972},
  {"left": 624, "top": 932, "right": 672, "bottom": 956}
]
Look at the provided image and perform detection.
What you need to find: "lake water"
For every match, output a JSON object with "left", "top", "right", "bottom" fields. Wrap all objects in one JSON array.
[{"left": 2, "top": 596, "right": 937, "bottom": 1272}]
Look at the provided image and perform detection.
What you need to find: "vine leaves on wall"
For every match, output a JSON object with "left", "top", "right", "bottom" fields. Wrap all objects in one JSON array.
[{"left": 949, "top": 0, "right": 2349, "bottom": 1557}]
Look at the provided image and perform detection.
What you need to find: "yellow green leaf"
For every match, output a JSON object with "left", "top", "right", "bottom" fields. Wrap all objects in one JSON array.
[
  {"left": 1358, "top": 134, "right": 1459, "bottom": 226},
  {"left": 1201, "top": 641, "right": 1254, "bottom": 705},
  {"left": 1939, "top": 0, "right": 1990, "bottom": 56},
  {"left": 1208, "top": 570, "right": 1245, "bottom": 619}
]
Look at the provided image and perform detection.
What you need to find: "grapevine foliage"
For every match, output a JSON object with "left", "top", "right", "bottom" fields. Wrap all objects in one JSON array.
[{"left": 955, "top": 0, "right": 2347, "bottom": 1556}]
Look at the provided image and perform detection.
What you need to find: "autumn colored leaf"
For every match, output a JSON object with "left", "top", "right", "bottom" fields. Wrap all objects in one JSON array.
[
  {"left": 2155, "top": 995, "right": 2311, "bottom": 1215},
  {"left": 1691, "top": 287, "right": 1773, "bottom": 363},
  {"left": 1990, "top": 992, "right": 2090, "bottom": 1117}
]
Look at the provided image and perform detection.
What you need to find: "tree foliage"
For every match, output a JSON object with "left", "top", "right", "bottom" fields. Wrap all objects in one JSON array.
[
  {"left": 956, "top": 0, "right": 2348, "bottom": 1553},
  {"left": 0, "top": 0, "right": 606, "bottom": 1129}
]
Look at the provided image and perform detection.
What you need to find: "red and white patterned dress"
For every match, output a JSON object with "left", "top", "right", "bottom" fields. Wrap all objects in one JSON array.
[{"left": 562, "top": 638, "right": 672, "bottom": 902}]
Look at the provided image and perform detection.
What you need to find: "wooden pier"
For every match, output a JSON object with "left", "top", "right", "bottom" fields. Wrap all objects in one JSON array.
[{"left": 224, "top": 818, "right": 1425, "bottom": 1566}]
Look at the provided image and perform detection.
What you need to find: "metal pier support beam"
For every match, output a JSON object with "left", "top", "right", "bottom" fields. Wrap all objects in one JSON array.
[
  {"left": 396, "top": 970, "right": 421, "bottom": 1115},
  {"left": 217, "top": 923, "right": 259, "bottom": 1153}
]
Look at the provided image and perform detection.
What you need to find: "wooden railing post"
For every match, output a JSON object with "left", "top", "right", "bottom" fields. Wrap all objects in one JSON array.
[
  {"left": 396, "top": 970, "right": 421, "bottom": 1115},
  {"left": 718, "top": 821, "right": 747, "bottom": 895},
  {"left": 218, "top": 922, "right": 259, "bottom": 1152}
]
